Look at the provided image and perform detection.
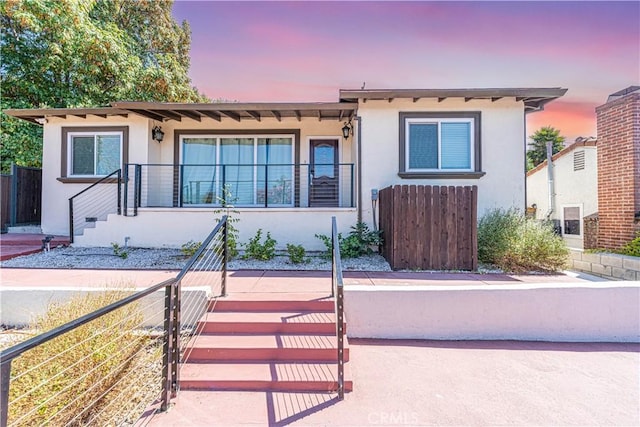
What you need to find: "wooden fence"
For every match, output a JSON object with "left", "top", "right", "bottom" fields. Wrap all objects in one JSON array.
[
  {"left": 379, "top": 185, "right": 478, "bottom": 271},
  {"left": 0, "top": 165, "right": 42, "bottom": 232}
]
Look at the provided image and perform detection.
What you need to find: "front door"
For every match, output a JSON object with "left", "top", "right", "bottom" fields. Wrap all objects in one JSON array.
[{"left": 309, "top": 139, "right": 339, "bottom": 207}]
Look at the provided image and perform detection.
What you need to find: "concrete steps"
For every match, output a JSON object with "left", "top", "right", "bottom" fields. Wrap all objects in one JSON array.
[{"left": 180, "top": 297, "right": 352, "bottom": 393}]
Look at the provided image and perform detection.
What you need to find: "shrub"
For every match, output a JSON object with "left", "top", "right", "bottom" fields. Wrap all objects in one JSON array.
[
  {"left": 6, "top": 290, "right": 160, "bottom": 426},
  {"left": 243, "top": 229, "right": 277, "bottom": 260},
  {"left": 213, "top": 184, "right": 239, "bottom": 259},
  {"left": 316, "top": 222, "right": 383, "bottom": 259},
  {"left": 286, "top": 243, "right": 308, "bottom": 264},
  {"left": 181, "top": 240, "right": 202, "bottom": 257},
  {"left": 619, "top": 232, "right": 640, "bottom": 257},
  {"left": 477, "top": 208, "right": 568, "bottom": 273},
  {"left": 111, "top": 242, "right": 128, "bottom": 259}
]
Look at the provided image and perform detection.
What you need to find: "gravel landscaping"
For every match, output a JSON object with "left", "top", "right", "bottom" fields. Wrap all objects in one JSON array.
[{"left": 0, "top": 246, "right": 392, "bottom": 271}]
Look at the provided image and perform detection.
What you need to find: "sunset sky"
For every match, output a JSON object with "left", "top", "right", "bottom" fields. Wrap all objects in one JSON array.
[{"left": 172, "top": 1, "right": 639, "bottom": 143}]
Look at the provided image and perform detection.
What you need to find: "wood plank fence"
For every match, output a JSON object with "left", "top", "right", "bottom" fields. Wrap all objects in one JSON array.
[
  {"left": 0, "top": 165, "right": 42, "bottom": 232},
  {"left": 379, "top": 185, "right": 478, "bottom": 271}
]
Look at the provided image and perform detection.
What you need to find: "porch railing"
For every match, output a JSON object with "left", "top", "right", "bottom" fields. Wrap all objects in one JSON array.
[
  {"left": 68, "top": 169, "right": 121, "bottom": 243},
  {"left": 0, "top": 216, "right": 228, "bottom": 427},
  {"left": 123, "top": 163, "right": 355, "bottom": 215},
  {"left": 331, "top": 216, "right": 345, "bottom": 400}
]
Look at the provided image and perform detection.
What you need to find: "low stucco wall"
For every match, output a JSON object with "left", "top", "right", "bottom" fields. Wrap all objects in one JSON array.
[
  {"left": 73, "top": 208, "right": 357, "bottom": 250},
  {"left": 568, "top": 249, "right": 640, "bottom": 280},
  {"left": 345, "top": 283, "right": 640, "bottom": 342},
  {"left": 0, "top": 287, "right": 209, "bottom": 328}
]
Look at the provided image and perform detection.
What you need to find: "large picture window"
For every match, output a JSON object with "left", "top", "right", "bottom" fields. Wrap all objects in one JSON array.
[
  {"left": 399, "top": 112, "right": 483, "bottom": 178},
  {"left": 61, "top": 127, "right": 128, "bottom": 181},
  {"left": 181, "top": 135, "right": 294, "bottom": 206}
]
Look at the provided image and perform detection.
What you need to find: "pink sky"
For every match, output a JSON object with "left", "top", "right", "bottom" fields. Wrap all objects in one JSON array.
[{"left": 172, "top": 1, "right": 639, "bottom": 143}]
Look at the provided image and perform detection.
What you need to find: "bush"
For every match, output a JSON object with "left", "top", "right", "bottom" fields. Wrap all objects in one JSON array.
[
  {"left": 181, "top": 240, "right": 202, "bottom": 257},
  {"left": 316, "top": 222, "right": 382, "bottom": 259},
  {"left": 619, "top": 233, "right": 640, "bottom": 257},
  {"left": 286, "top": 243, "right": 308, "bottom": 264},
  {"left": 477, "top": 208, "right": 568, "bottom": 273},
  {"left": 6, "top": 290, "right": 160, "bottom": 426},
  {"left": 243, "top": 229, "right": 277, "bottom": 260}
]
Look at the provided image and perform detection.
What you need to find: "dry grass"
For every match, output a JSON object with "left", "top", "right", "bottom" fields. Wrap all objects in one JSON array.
[{"left": 6, "top": 289, "right": 164, "bottom": 426}]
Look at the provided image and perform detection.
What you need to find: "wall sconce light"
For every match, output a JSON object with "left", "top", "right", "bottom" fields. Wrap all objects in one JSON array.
[
  {"left": 152, "top": 126, "right": 165, "bottom": 143},
  {"left": 342, "top": 121, "right": 353, "bottom": 139}
]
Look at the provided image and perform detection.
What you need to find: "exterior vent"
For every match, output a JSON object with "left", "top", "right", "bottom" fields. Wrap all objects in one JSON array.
[{"left": 573, "top": 150, "right": 585, "bottom": 171}]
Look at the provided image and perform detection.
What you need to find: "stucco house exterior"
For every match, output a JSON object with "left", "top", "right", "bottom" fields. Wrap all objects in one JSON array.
[
  {"left": 526, "top": 137, "right": 598, "bottom": 249},
  {"left": 5, "top": 87, "right": 566, "bottom": 250}
]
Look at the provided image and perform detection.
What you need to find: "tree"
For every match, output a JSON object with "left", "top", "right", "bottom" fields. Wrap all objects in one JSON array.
[
  {"left": 526, "top": 126, "right": 566, "bottom": 170},
  {"left": 0, "top": 0, "right": 208, "bottom": 173}
]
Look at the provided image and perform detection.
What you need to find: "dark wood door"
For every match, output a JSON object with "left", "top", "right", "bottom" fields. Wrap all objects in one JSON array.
[{"left": 309, "top": 139, "right": 339, "bottom": 207}]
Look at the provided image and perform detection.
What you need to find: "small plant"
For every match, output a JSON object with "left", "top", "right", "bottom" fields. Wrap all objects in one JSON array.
[
  {"left": 477, "top": 208, "right": 568, "bottom": 273},
  {"left": 316, "top": 222, "right": 383, "bottom": 259},
  {"left": 243, "top": 229, "right": 277, "bottom": 261},
  {"left": 286, "top": 243, "right": 308, "bottom": 264},
  {"left": 111, "top": 242, "right": 128, "bottom": 259},
  {"left": 214, "top": 184, "right": 240, "bottom": 259},
  {"left": 619, "top": 232, "right": 640, "bottom": 257},
  {"left": 181, "top": 240, "right": 202, "bottom": 257}
]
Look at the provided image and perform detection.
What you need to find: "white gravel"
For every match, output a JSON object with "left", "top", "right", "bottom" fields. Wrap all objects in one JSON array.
[{"left": 0, "top": 246, "right": 392, "bottom": 271}]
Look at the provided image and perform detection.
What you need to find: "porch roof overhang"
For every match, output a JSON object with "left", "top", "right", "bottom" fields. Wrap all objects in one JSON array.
[
  {"left": 4, "top": 102, "right": 358, "bottom": 125},
  {"left": 110, "top": 101, "right": 357, "bottom": 123},
  {"left": 3, "top": 107, "right": 129, "bottom": 125},
  {"left": 339, "top": 87, "right": 568, "bottom": 113}
]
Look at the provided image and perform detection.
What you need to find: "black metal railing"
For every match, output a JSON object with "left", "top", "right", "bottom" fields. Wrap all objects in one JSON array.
[
  {"left": 0, "top": 216, "right": 228, "bottom": 426},
  {"left": 123, "top": 163, "right": 355, "bottom": 215},
  {"left": 331, "top": 216, "right": 345, "bottom": 400},
  {"left": 68, "top": 169, "right": 121, "bottom": 243}
]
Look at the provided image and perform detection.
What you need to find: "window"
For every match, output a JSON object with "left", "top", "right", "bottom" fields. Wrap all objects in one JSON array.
[
  {"left": 563, "top": 206, "right": 581, "bottom": 236},
  {"left": 61, "top": 126, "right": 128, "bottom": 181},
  {"left": 399, "top": 112, "right": 483, "bottom": 178},
  {"left": 181, "top": 135, "right": 294, "bottom": 206}
]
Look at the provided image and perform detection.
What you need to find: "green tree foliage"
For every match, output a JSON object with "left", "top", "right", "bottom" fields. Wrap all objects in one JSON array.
[
  {"left": 0, "top": 0, "right": 208, "bottom": 173},
  {"left": 526, "top": 126, "right": 566, "bottom": 170}
]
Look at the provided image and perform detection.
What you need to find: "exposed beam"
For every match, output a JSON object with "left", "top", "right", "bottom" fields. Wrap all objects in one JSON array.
[
  {"left": 412, "top": 97, "right": 420, "bottom": 103},
  {"left": 71, "top": 114, "right": 87, "bottom": 118},
  {"left": 94, "top": 114, "right": 108, "bottom": 118},
  {"left": 153, "top": 110, "right": 182, "bottom": 121},
  {"left": 199, "top": 110, "right": 221, "bottom": 121},
  {"left": 173, "top": 109, "right": 201, "bottom": 122},
  {"left": 438, "top": 97, "right": 446, "bottom": 102},
  {"left": 491, "top": 97, "right": 503, "bottom": 102},
  {"left": 271, "top": 110, "right": 281, "bottom": 122},
  {"left": 246, "top": 110, "right": 261, "bottom": 121},
  {"left": 516, "top": 97, "right": 525, "bottom": 102},
  {"left": 294, "top": 110, "right": 301, "bottom": 121},
  {"left": 388, "top": 98, "right": 394, "bottom": 103},
  {"left": 220, "top": 110, "right": 241, "bottom": 122},
  {"left": 317, "top": 110, "right": 322, "bottom": 122},
  {"left": 464, "top": 97, "right": 473, "bottom": 102},
  {"left": 129, "top": 109, "right": 167, "bottom": 122},
  {"left": 338, "top": 109, "right": 344, "bottom": 121}
]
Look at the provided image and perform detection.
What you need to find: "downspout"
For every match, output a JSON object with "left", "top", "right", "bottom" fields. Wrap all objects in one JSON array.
[
  {"left": 545, "top": 140, "right": 555, "bottom": 219},
  {"left": 355, "top": 115, "right": 362, "bottom": 223}
]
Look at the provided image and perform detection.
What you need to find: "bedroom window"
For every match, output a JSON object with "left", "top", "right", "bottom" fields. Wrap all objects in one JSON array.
[
  {"left": 61, "top": 126, "right": 128, "bottom": 181},
  {"left": 399, "top": 112, "right": 483, "bottom": 178}
]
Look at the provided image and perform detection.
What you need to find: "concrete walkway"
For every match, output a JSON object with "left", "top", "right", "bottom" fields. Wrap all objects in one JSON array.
[{"left": 0, "top": 233, "right": 69, "bottom": 260}]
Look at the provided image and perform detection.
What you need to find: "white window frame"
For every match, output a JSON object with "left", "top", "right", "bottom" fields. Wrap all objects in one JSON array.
[
  {"left": 561, "top": 204, "right": 583, "bottom": 237},
  {"left": 179, "top": 134, "right": 295, "bottom": 207},
  {"left": 67, "top": 131, "right": 123, "bottom": 177},
  {"left": 404, "top": 117, "right": 475, "bottom": 172}
]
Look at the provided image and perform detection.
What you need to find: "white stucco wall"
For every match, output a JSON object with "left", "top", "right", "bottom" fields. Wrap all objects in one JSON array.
[
  {"left": 345, "top": 282, "right": 640, "bottom": 342},
  {"left": 357, "top": 98, "right": 526, "bottom": 229},
  {"left": 526, "top": 145, "right": 598, "bottom": 249},
  {"left": 73, "top": 208, "right": 357, "bottom": 250}
]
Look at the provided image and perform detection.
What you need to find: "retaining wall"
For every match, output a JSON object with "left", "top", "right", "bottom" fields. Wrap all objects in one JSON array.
[{"left": 568, "top": 249, "right": 640, "bottom": 280}]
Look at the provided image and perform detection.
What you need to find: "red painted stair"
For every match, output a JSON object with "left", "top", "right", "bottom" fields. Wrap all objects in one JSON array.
[{"left": 180, "top": 296, "right": 352, "bottom": 393}]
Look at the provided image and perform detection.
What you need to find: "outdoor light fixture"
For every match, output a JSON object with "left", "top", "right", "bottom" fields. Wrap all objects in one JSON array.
[
  {"left": 152, "top": 126, "right": 165, "bottom": 143},
  {"left": 342, "top": 121, "right": 352, "bottom": 139}
]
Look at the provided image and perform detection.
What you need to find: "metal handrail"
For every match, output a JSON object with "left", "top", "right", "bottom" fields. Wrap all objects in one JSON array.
[
  {"left": 68, "top": 169, "right": 121, "bottom": 242},
  {"left": 0, "top": 216, "right": 229, "bottom": 426},
  {"left": 331, "top": 216, "right": 345, "bottom": 400}
]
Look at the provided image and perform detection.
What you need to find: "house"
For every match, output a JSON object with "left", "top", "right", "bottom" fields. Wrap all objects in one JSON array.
[
  {"left": 5, "top": 87, "right": 566, "bottom": 251},
  {"left": 526, "top": 85, "right": 640, "bottom": 251},
  {"left": 526, "top": 137, "right": 598, "bottom": 249}
]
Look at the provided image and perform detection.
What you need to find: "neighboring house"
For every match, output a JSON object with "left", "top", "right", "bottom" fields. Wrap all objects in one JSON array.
[
  {"left": 526, "top": 137, "right": 598, "bottom": 249},
  {"left": 5, "top": 87, "right": 566, "bottom": 250}
]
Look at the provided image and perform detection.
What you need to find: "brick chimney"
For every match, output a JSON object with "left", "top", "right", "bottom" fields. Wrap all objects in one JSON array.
[{"left": 595, "top": 86, "right": 640, "bottom": 249}]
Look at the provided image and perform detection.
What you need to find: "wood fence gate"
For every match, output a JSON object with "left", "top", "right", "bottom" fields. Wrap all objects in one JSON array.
[
  {"left": 0, "top": 165, "right": 42, "bottom": 232},
  {"left": 379, "top": 185, "right": 478, "bottom": 270}
]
